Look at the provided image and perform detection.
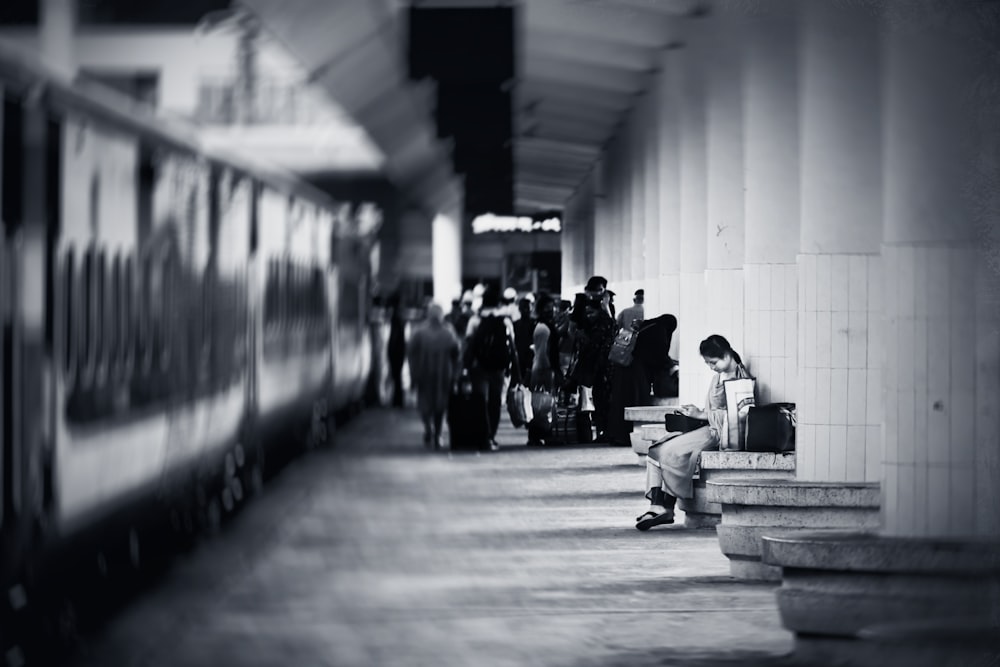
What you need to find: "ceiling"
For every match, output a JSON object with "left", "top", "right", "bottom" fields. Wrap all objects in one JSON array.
[{"left": 243, "top": 0, "right": 702, "bottom": 216}]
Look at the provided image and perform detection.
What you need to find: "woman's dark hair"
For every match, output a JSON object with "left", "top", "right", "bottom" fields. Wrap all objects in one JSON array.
[
  {"left": 699, "top": 334, "right": 743, "bottom": 366},
  {"left": 480, "top": 286, "right": 500, "bottom": 309}
]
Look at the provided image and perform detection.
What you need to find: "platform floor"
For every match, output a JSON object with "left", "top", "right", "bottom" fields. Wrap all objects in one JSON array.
[{"left": 68, "top": 407, "right": 795, "bottom": 667}]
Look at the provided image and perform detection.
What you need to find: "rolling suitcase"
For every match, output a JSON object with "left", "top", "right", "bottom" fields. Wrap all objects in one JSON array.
[{"left": 447, "top": 377, "right": 491, "bottom": 451}]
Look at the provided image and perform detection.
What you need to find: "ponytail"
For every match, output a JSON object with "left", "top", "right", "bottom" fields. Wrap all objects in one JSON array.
[{"left": 699, "top": 334, "right": 743, "bottom": 367}]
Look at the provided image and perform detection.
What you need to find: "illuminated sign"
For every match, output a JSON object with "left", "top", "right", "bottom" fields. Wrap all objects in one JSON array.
[{"left": 471, "top": 213, "right": 561, "bottom": 234}]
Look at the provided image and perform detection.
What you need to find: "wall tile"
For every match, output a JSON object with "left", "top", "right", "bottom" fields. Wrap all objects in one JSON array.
[
  {"left": 848, "top": 368, "right": 867, "bottom": 425},
  {"left": 897, "top": 388, "right": 915, "bottom": 464},
  {"left": 801, "top": 254, "right": 817, "bottom": 307},
  {"left": 829, "top": 424, "right": 848, "bottom": 480},
  {"left": 771, "top": 310, "right": 786, "bottom": 359},
  {"left": 816, "top": 311, "right": 832, "bottom": 368},
  {"left": 830, "top": 368, "right": 849, "bottom": 425},
  {"left": 868, "top": 256, "right": 883, "bottom": 314},
  {"left": 848, "top": 254, "right": 868, "bottom": 311},
  {"left": 816, "top": 254, "right": 832, "bottom": 312},
  {"left": 848, "top": 310, "right": 868, "bottom": 369},
  {"left": 862, "top": 310, "right": 879, "bottom": 369},
  {"left": 804, "top": 310, "right": 817, "bottom": 368},
  {"left": 772, "top": 266, "right": 786, "bottom": 310},
  {"left": 914, "top": 463, "right": 929, "bottom": 536},
  {"left": 797, "top": 424, "right": 815, "bottom": 480},
  {"left": 815, "top": 368, "right": 832, "bottom": 424},
  {"left": 759, "top": 265, "right": 771, "bottom": 311},
  {"left": 928, "top": 464, "right": 951, "bottom": 533},
  {"left": 975, "top": 460, "right": 1000, "bottom": 537},
  {"left": 831, "top": 255, "right": 850, "bottom": 312},
  {"left": 803, "top": 366, "right": 818, "bottom": 423},
  {"left": 882, "top": 462, "right": 898, "bottom": 534},
  {"left": 846, "top": 424, "right": 867, "bottom": 481},
  {"left": 785, "top": 266, "right": 798, "bottom": 312},
  {"left": 896, "top": 463, "right": 915, "bottom": 536},
  {"left": 949, "top": 464, "right": 975, "bottom": 536},
  {"left": 785, "top": 311, "right": 798, "bottom": 361},
  {"left": 814, "top": 424, "right": 831, "bottom": 481},
  {"left": 831, "top": 311, "right": 850, "bottom": 368},
  {"left": 865, "top": 425, "right": 881, "bottom": 482}
]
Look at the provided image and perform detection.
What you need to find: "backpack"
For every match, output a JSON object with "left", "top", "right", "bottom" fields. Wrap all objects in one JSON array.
[{"left": 470, "top": 315, "right": 511, "bottom": 371}]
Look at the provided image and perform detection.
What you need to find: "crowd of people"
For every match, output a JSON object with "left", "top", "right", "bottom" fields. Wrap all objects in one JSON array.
[
  {"left": 384, "top": 279, "right": 751, "bottom": 532},
  {"left": 385, "top": 276, "right": 678, "bottom": 450}
]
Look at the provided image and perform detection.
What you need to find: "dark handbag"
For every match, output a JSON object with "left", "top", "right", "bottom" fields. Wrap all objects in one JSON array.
[
  {"left": 744, "top": 403, "right": 796, "bottom": 452},
  {"left": 664, "top": 411, "right": 708, "bottom": 434}
]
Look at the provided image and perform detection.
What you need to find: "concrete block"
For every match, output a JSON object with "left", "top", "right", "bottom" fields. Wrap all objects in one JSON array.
[
  {"left": 705, "top": 479, "right": 880, "bottom": 508},
  {"left": 623, "top": 405, "right": 678, "bottom": 422},
  {"left": 640, "top": 424, "right": 667, "bottom": 441},
  {"left": 629, "top": 431, "right": 649, "bottom": 458},
  {"left": 699, "top": 451, "right": 796, "bottom": 471}
]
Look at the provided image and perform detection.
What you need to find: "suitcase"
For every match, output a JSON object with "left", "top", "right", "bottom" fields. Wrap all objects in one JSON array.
[
  {"left": 447, "top": 379, "right": 491, "bottom": 451},
  {"left": 551, "top": 394, "right": 594, "bottom": 444},
  {"left": 745, "top": 403, "right": 796, "bottom": 452}
]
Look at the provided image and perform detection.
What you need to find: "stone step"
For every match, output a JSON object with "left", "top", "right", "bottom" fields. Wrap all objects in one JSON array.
[
  {"left": 640, "top": 424, "right": 667, "bottom": 441},
  {"left": 699, "top": 451, "right": 796, "bottom": 471},
  {"left": 706, "top": 479, "right": 880, "bottom": 508}
]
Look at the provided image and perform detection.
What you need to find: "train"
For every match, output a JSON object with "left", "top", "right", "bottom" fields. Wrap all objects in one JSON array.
[{"left": 0, "top": 43, "right": 379, "bottom": 650}]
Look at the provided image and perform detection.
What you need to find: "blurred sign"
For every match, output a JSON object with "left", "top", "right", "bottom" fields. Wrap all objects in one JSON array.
[{"left": 471, "top": 213, "right": 560, "bottom": 234}]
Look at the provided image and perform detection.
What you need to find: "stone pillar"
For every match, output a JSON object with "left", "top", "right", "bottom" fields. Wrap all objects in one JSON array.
[
  {"left": 702, "top": 10, "right": 746, "bottom": 363},
  {"left": 796, "top": 0, "right": 882, "bottom": 484},
  {"left": 742, "top": 0, "right": 799, "bottom": 405},
  {"left": 655, "top": 58, "right": 681, "bottom": 336},
  {"left": 40, "top": 0, "right": 77, "bottom": 79},
  {"left": 762, "top": 4, "right": 1000, "bottom": 664},
  {"left": 641, "top": 90, "right": 660, "bottom": 313},
  {"left": 880, "top": 2, "right": 1000, "bottom": 541},
  {"left": 677, "top": 23, "right": 711, "bottom": 403},
  {"left": 431, "top": 205, "right": 462, "bottom": 306}
]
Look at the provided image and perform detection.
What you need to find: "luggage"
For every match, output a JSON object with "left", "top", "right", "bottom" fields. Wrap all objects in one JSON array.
[
  {"left": 745, "top": 403, "right": 796, "bottom": 452},
  {"left": 551, "top": 392, "right": 594, "bottom": 444},
  {"left": 607, "top": 328, "right": 637, "bottom": 367},
  {"left": 506, "top": 383, "right": 533, "bottom": 428},
  {"left": 447, "top": 377, "right": 491, "bottom": 451}
]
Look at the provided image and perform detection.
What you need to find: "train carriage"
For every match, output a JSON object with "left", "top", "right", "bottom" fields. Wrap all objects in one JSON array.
[{"left": 0, "top": 43, "right": 377, "bottom": 626}]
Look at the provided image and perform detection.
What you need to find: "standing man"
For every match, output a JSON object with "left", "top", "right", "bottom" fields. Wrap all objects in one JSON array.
[
  {"left": 464, "top": 286, "right": 521, "bottom": 450},
  {"left": 617, "top": 289, "right": 645, "bottom": 331}
]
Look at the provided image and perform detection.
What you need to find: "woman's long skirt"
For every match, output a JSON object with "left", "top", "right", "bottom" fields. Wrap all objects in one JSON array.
[{"left": 645, "top": 426, "right": 719, "bottom": 500}]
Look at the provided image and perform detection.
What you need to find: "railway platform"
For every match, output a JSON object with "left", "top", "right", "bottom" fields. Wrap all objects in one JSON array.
[{"left": 65, "top": 407, "right": 794, "bottom": 667}]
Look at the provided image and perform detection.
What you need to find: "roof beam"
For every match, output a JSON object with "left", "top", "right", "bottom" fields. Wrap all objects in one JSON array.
[
  {"left": 523, "top": 54, "right": 649, "bottom": 95},
  {"left": 523, "top": 0, "right": 676, "bottom": 50},
  {"left": 523, "top": 27, "right": 661, "bottom": 72},
  {"left": 517, "top": 78, "right": 636, "bottom": 112}
]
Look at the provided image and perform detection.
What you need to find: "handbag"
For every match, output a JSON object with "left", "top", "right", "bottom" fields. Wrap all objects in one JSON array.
[
  {"left": 721, "top": 364, "right": 756, "bottom": 451},
  {"left": 745, "top": 403, "right": 796, "bottom": 452},
  {"left": 664, "top": 410, "right": 708, "bottom": 434},
  {"left": 607, "top": 328, "right": 637, "bottom": 367},
  {"left": 506, "top": 383, "right": 533, "bottom": 428}
]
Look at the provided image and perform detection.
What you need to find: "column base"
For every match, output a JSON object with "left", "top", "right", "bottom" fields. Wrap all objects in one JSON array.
[
  {"left": 762, "top": 530, "right": 1000, "bottom": 666},
  {"left": 680, "top": 452, "right": 797, "bottom": 531},
  {"left": 706, "top": 479, "right": 879, "bottom": 580}
]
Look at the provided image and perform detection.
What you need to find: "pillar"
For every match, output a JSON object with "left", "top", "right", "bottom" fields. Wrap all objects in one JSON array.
[
  {"left": 742, "top": 0, "right": 799, "bottom": 405},
  {"left": 655, "top": 55, "right": 681, "bottom": 344},
  {"left": 881, "top": 1, "right": 1000, "bottom": 540},
  {"left": 677, "top": 21, "right": 711, "bottom": 403},
  {"left": 431, "top": 201, "right": 462, "bottom": 307},
  {"left": 702, "top": 9, "right": 746, "bottom": 364},
  {"left": 796, "top": 0, "right": 882, "bottom": 484}
]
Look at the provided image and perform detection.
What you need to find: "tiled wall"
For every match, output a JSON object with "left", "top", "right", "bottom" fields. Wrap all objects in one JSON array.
[
  {"left": 679, "top": 272, "right": 711, "bottom": 404},
  {"left": 743, "top": 263, "right": 798, "bottom": 404},
  {"left": 795, "top": 253, "right": 882, "bottom": 483},
  {"left": 882, "top": 244, "right": 1000, "bottom": 539}
]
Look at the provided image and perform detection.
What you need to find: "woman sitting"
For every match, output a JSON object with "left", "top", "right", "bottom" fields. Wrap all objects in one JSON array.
[{"left": 635, "top": 334, "right": 750, "bottom": 531}]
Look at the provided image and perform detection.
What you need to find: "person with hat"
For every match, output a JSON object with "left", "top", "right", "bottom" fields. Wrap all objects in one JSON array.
[{"left": 617, "top": 289, "right": 645, "bottom": 332}]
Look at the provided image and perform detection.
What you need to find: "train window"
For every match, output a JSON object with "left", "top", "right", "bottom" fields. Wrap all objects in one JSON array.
[
  {"left": 95, "top": 251, "right": 107, "bottom": 387},
  {"left": 62, "top": 250, "right": 76, "bottom": 387},
  {"left": 159, "top": 253, "right": 172, "bottom": 372},
  {"left": 122, "top": 257, "right": 134, "bottom": 377},
  {"left": 109, "top": 254, "right": 120, "bottom": 381},
  {"left": 140, "top": 254, "right": 153, "bottom": 375},
  {"left": 80, "top": 247, "right": 94, "bottom": 389}
]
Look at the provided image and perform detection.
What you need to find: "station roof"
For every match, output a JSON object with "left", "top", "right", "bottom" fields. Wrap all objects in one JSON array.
[{"left": 243, "top": 0, "right": 700, "bottom": 217}]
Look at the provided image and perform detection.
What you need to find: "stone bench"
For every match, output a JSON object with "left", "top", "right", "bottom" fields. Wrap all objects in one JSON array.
[
  {"left": 623, "top": 404, "right": 678, "bottom": 458},
  {"left": 680, "top": 451, "right": 796, "bottom": 529},
  {"left": 707, "top": 479, "right": 880, "bottom": 580}
]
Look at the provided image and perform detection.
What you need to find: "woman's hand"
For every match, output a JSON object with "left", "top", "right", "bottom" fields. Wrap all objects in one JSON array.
[{"left": 679, "top": 404, "right": 703, "bottom": 419}]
